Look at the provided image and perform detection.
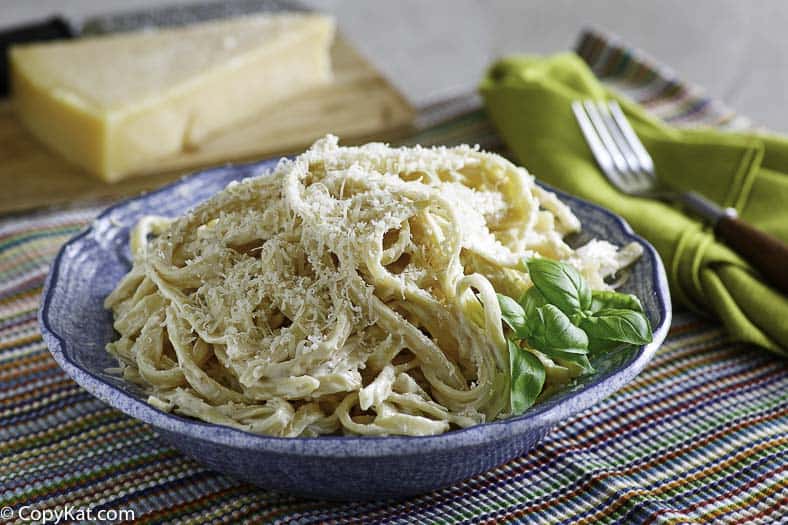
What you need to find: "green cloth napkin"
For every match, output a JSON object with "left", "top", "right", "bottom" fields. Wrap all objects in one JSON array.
[{"left": 480, "top": 52, "right": 788, "bottom": 356}]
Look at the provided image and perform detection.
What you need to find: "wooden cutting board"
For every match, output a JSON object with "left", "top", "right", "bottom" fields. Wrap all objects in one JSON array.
[{"left": 0, "top": 36, "right": 415, "bottom": 214}]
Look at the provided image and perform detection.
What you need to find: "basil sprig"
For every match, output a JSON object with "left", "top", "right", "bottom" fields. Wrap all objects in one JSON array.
[
  {"left": 526, "top": 258, "right": 592, "bottom": 316},
  {"left": 508, "top": 340, "right": 545, "bottom": 415},
  {"left": 498, "top": 294, "right": 527, "bottom": 336},
  {"left": 498, "top": 258, "right": 652, "bottom": 415}
]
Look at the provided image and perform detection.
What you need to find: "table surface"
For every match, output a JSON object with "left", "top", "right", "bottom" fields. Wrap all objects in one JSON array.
[{"left": 3, "top": 0, "right": 787, "bottom": 132}]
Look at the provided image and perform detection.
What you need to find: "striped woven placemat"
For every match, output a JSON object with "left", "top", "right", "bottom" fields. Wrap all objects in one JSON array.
[{"left": 1, "top": 31, "right": 786, "bottom": 524}]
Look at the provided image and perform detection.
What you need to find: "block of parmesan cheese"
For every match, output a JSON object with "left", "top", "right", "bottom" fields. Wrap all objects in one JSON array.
[{"left": 10, "top": 14, "right": 335, "bottom": 182}]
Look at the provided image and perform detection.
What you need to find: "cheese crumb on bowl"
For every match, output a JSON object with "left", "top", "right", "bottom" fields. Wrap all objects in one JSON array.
[{"left": 10, "top": 13, "right": 335, "bottom": 182}]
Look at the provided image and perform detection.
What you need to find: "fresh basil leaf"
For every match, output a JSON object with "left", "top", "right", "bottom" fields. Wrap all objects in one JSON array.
[
  {"left": 587, "top": 336, "right": 626, "bottom": 353},
  {"left": 580, "top": 308, "right": 652, "bottom": 346},
  {"left": 508, "top": 339, "right": 546, "bottom": 415},
  {"left": 590, "top": 290, "right": 644, "bottom": 314},
  {"left": 497, "top": 293, "right": 527, "bottom": 337},
  {"left": 554, "top": 353, "right": 595, "bottom": 375},
  {"left": 526, "top": 304, "right": 589, "bottom": 355},
  {"left": 525, "top": 258, "right": 591, "bottom": 316},
  {"left": 519, "top": 286, "right": 547, "bottom": 319}
]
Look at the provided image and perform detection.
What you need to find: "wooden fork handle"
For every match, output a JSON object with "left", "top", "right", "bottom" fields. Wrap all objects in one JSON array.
[{"left": 715, "top": 215, "right": 788, "bottom": 295}]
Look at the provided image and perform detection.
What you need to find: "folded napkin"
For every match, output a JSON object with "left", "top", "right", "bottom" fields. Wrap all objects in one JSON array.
[{"left": 480, "top": 52, "right": 788, "bottom": 355}]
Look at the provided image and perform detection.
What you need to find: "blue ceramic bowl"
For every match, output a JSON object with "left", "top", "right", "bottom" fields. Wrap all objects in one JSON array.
[{"left": 39, "top": 159, "right": 671, "bottom": 501}]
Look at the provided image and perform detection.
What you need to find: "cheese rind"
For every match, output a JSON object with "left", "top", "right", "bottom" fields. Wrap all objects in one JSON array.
[{"left": 11, "top": 14, "right": 335, "bottom": 182}]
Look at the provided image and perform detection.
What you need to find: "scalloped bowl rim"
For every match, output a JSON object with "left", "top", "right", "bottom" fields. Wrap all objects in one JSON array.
[{"left": 39, "top": 159, "right": 671, "bottom": 458}]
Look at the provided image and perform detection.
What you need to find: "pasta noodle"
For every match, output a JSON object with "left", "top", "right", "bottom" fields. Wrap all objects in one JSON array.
[{"left": 105, "top": 135, "right": 641, "bottom": 437}]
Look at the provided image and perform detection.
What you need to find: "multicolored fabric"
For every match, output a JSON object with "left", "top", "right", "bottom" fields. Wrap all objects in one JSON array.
[{"left": 1, "top": 32, "right": 786, "bottom": 524}]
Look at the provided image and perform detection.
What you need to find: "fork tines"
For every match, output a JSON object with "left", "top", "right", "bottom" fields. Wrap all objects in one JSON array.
[{"left": 572, "top": 100, "right": 655, "bottom": 193}]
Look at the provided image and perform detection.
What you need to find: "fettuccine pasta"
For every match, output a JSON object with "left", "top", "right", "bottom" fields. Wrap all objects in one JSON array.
[{"left": 105, "top": 135, "right": 641, "bottom": 437}]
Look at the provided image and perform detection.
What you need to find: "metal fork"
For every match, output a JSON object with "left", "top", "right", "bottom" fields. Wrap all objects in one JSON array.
[{"left": 573, "top": 100, "right": 788, "bottom": 295}]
